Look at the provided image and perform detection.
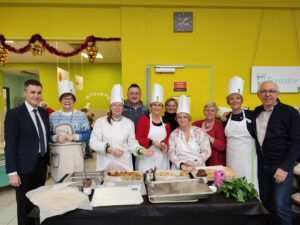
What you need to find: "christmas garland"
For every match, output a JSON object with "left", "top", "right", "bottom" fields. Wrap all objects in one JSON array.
[{"left": 0, "top": 34, "right": 121, "bottom": 65}]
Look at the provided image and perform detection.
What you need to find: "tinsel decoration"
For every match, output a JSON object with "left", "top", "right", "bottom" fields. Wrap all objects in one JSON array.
[
  {"left": 86, "top": 41, "right": 98, "bottom": 63},
  {"left": 0, "top": 34, "right": 120, "bottom": 65},
  {"left": 30, "top": 41, "right": 45, "bottom": 56},
  {"left": 0, "top": 44, "right": 8, "bottom": 65}
]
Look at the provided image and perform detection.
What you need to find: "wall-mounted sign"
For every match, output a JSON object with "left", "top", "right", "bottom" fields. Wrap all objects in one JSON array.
[
  {"left": 251, "top": 66, "right": 300, "bottom": 93},
  {"left": 75, "top": 75, "right": 83, "bottom": 90},
  {"left": 173, "top": 81, "right": 187, "bottom": 92},
  {"left": 57, "top": 67, "right": 69, "bottom": 83}
]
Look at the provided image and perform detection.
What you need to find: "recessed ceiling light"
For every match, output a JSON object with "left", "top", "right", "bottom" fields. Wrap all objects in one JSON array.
[{"left": 81, "top": 53, "right": 103, "bottom": 59}]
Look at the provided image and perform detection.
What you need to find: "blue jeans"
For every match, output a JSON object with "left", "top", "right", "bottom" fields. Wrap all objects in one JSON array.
[{"left": 258, "top": 164, "right": 293, "bottom": 225}]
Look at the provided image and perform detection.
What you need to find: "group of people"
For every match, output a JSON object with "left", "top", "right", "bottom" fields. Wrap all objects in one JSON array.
[{"left": 4, "top": 76, "right": 300, "bottom": 225}]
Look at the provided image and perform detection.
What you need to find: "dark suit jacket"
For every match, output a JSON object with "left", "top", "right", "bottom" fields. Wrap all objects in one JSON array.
[
  {"left": 4, "top": 103, "right": 50, "bottom": 174},
  {"left": 254, "top": 101, "right": 300, "bottom": 171}
]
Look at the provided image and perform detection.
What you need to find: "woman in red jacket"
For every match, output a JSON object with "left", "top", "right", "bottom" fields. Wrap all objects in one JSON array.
[
  {"left": 135, "top": 84, "right": 171, "bottom": 172},
  {"left": 192, "top": 102, "right": 226, "bottom": 166}
]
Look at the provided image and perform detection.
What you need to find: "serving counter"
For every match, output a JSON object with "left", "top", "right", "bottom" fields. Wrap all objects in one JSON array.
[{"left": 33, "top": 192, "right": 268, "bottom": 225}]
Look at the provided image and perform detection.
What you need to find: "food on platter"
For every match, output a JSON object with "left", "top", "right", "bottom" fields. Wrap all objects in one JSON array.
[
  {"left": 192, "top": 166, "right": 236, "bottom": 181},
  {"left": 106, "top": 170, "right": 143, "bottom": 181},
  {"left": 156, "top": 170, "right": 189, "bottom": 177},
  {"left": 155, "top": 170, "right": 190, "bottom": 181},
  {"left": 193, "top": 169, "right": 208, "bottom": 183},
  {"left": 196, "top": 169, "right": 207, "bottom": 177}
]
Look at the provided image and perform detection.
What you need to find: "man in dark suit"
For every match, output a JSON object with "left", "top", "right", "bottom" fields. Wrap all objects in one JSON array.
[
  {"left": 254, "top": 80, "right": 300, "bottom": 225},
  {"left": 4, "top": 79, "right": 49, "bottom": 225}
]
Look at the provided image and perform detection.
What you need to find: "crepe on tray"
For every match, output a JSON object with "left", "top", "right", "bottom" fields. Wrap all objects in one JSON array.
[{"left": 105, "top": 170, "right": 143, "bottom": 181}]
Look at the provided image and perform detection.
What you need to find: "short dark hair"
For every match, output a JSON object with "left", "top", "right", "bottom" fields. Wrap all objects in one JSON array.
[
  {"left": 59, "top": 93, "right": 76, "bottom": 102},
  {"left": 24, "top": 79, "right": 42, "bottom": 90},
  {"left": 127, "top": 83, "right": 141, "bottom": 92}
]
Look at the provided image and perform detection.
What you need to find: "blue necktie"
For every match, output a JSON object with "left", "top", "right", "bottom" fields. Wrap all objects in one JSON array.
[{"left": 33, "top": 109, "right": 46, "bottom": 156}]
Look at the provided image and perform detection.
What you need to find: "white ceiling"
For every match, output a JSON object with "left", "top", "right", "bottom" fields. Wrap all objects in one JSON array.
[{"left": 6, "top": 40, "right": 121, "bottom": 64}]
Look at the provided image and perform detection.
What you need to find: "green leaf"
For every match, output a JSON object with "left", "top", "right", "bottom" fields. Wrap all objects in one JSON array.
[
  {"left": 237, "top": 189, "right": 245, "bottom": 202},
  {"left": 218, "top": 177, "right": 258, "bottom": 202}
]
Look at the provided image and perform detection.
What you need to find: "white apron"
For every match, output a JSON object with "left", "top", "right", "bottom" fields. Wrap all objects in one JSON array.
[
  {"left": 171, "top": 129, "right": 205, "bottom": 170},
  {"left": 104, "top": 152, "right": 133, "bottom": 171},
  {"left": 51, "top": 123, "right": 85, "bottom": 183},
  {"left": 224, "top": 110, "right": 259, "bottom": 191},
  {"left": 137, "top": 115, "right": 170, "bottom": 172},
  {"left": 51, "top": 142, "right": 85, "bottom": 183}
]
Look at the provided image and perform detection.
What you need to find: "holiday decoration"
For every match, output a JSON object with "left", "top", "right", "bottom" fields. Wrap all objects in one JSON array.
[
  {"left": 86, "top": 41, "right": 98, "bottom": 63},
  {"left": 0, "top": 44, "right": 8, "bottom": 66},
  {"left": 30, "top": 41, "right": 45, "bottom": 56},
  {"left": 0, "top": 34, "right": 120, "bottom": 65}
]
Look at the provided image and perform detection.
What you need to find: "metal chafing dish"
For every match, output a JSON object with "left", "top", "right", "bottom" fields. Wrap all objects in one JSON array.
[
  {"left": 63, "top": 171, "right": 105, "bottom": 186},
  {"left": 146, "top": 178, "right": 214, "bottom": 203}
]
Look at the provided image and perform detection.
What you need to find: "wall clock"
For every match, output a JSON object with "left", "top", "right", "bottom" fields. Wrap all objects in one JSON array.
[{"left": 174, "top": 12, "right": 193, "bottom": 32}]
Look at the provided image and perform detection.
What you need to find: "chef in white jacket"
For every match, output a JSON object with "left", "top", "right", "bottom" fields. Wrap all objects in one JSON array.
[
  {"left": 90, "top": 84, "right": 152, "bottom": 171},
  {"left": 168, "top": 95, "right": 211, "bottom": 172}
]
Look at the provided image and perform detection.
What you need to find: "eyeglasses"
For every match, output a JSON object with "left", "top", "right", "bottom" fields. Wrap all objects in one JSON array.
[
  {"left": 62, "top": 97, "right": 74, "bottom": 102},
  {"left": 258, "top": 90, "right": 279, "bottom": 95},
  {"left": 204, "top": 109, "right": 216, "bottom": 112}
]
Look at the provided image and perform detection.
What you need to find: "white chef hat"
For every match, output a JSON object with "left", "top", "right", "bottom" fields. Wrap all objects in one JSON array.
[
  {"left": 151, "top": 83, "right": 164, "bottom": 104},
  {"left": 110, "top": 84, "right": 123, "bottom": 105},
  {"left": 228, "top": 76, "right": 244, "bottom": 96},
  {"left": 177, "top": 95, "right": 190, "bottom": 115},
  {"left": 58, "top": 80, "right": 76, "bottom": 98}
]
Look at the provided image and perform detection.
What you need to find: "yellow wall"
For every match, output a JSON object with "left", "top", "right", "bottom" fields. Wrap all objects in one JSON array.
[
  {"left": 0, "top": 1, "right": 300, "bottom": 121},
  {"left": 120, "top": 6, "right": 300, "bottom": 120}
]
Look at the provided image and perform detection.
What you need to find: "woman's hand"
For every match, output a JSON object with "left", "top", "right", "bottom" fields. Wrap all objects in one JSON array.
[
  {"left": 107, "top": 147, "right": 124, "bottom": 157},
  {"left": 153, "top": 141, "right": 161, "bottom": 149},
  {"left": 57, "top": 135, "right": 67, "bottom": 143},
  {"left": 160, "top": 142, "right": 168, "bottom": 153},
  {"left": 141, "top": 148, "right": 155, "bottom": 157},
  {"left": 221, "top": 112, "right": 230, "bottom": 122},
  {"left": 185, "top": 160, "right": 199, "bottom": 168},
  {"left": 180, "top": 163, "right": 195, "bottom": 172},
  {"left": 65, "top": 134, "right": 76, "bottom": 142},
  {"left": 153, "top": 141, "right": 168, "bottom": 152}
]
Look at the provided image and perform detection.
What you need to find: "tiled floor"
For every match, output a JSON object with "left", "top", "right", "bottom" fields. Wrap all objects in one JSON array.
[{"left": 0, "top": 153, "right": 96, "bottom": 225}]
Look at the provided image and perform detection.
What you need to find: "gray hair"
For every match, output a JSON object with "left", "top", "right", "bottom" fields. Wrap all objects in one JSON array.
[
  {"left": 257, "top": 80, "right": 279, "bottom": 92},
  {"left": 203, "top": 102, "right": 218, "bottom": 112}
]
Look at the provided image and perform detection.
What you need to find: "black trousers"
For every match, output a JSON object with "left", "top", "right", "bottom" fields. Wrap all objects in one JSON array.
[{"left": 16, "top": 156, "right": 47, "bottom": 225}]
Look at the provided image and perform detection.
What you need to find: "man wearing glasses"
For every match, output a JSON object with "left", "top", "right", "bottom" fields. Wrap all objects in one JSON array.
[
  {"left": 254, "top": 80, "right": 300, "bottom": 225},
  {"left": 123, "top": 84, "right": 149, "bottom": 127}
]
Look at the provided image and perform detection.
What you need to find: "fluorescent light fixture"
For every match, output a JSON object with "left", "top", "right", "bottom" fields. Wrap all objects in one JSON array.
[
  {"left": 155, "top": 67, "right": 176, "bottom": 73},
  {"left": 4, "top": 40, "right": 14, "bottom": 44},
  {"left": 155, "top": 65, "right": 184, "bottom": 69},
  {"left": 81, "top": 53, "right": 103, "bottom": 59},
  {"left": 155, "top": 65, "right": 184, "bottom": 73}
]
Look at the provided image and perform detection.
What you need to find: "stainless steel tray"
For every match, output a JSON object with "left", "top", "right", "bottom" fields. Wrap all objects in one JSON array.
[
  {"left": 64, "top": 171, "right": 105, "bottom": 186},
  {"left": 147, "top": 178, "right": 214, "bottom": 203}
]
